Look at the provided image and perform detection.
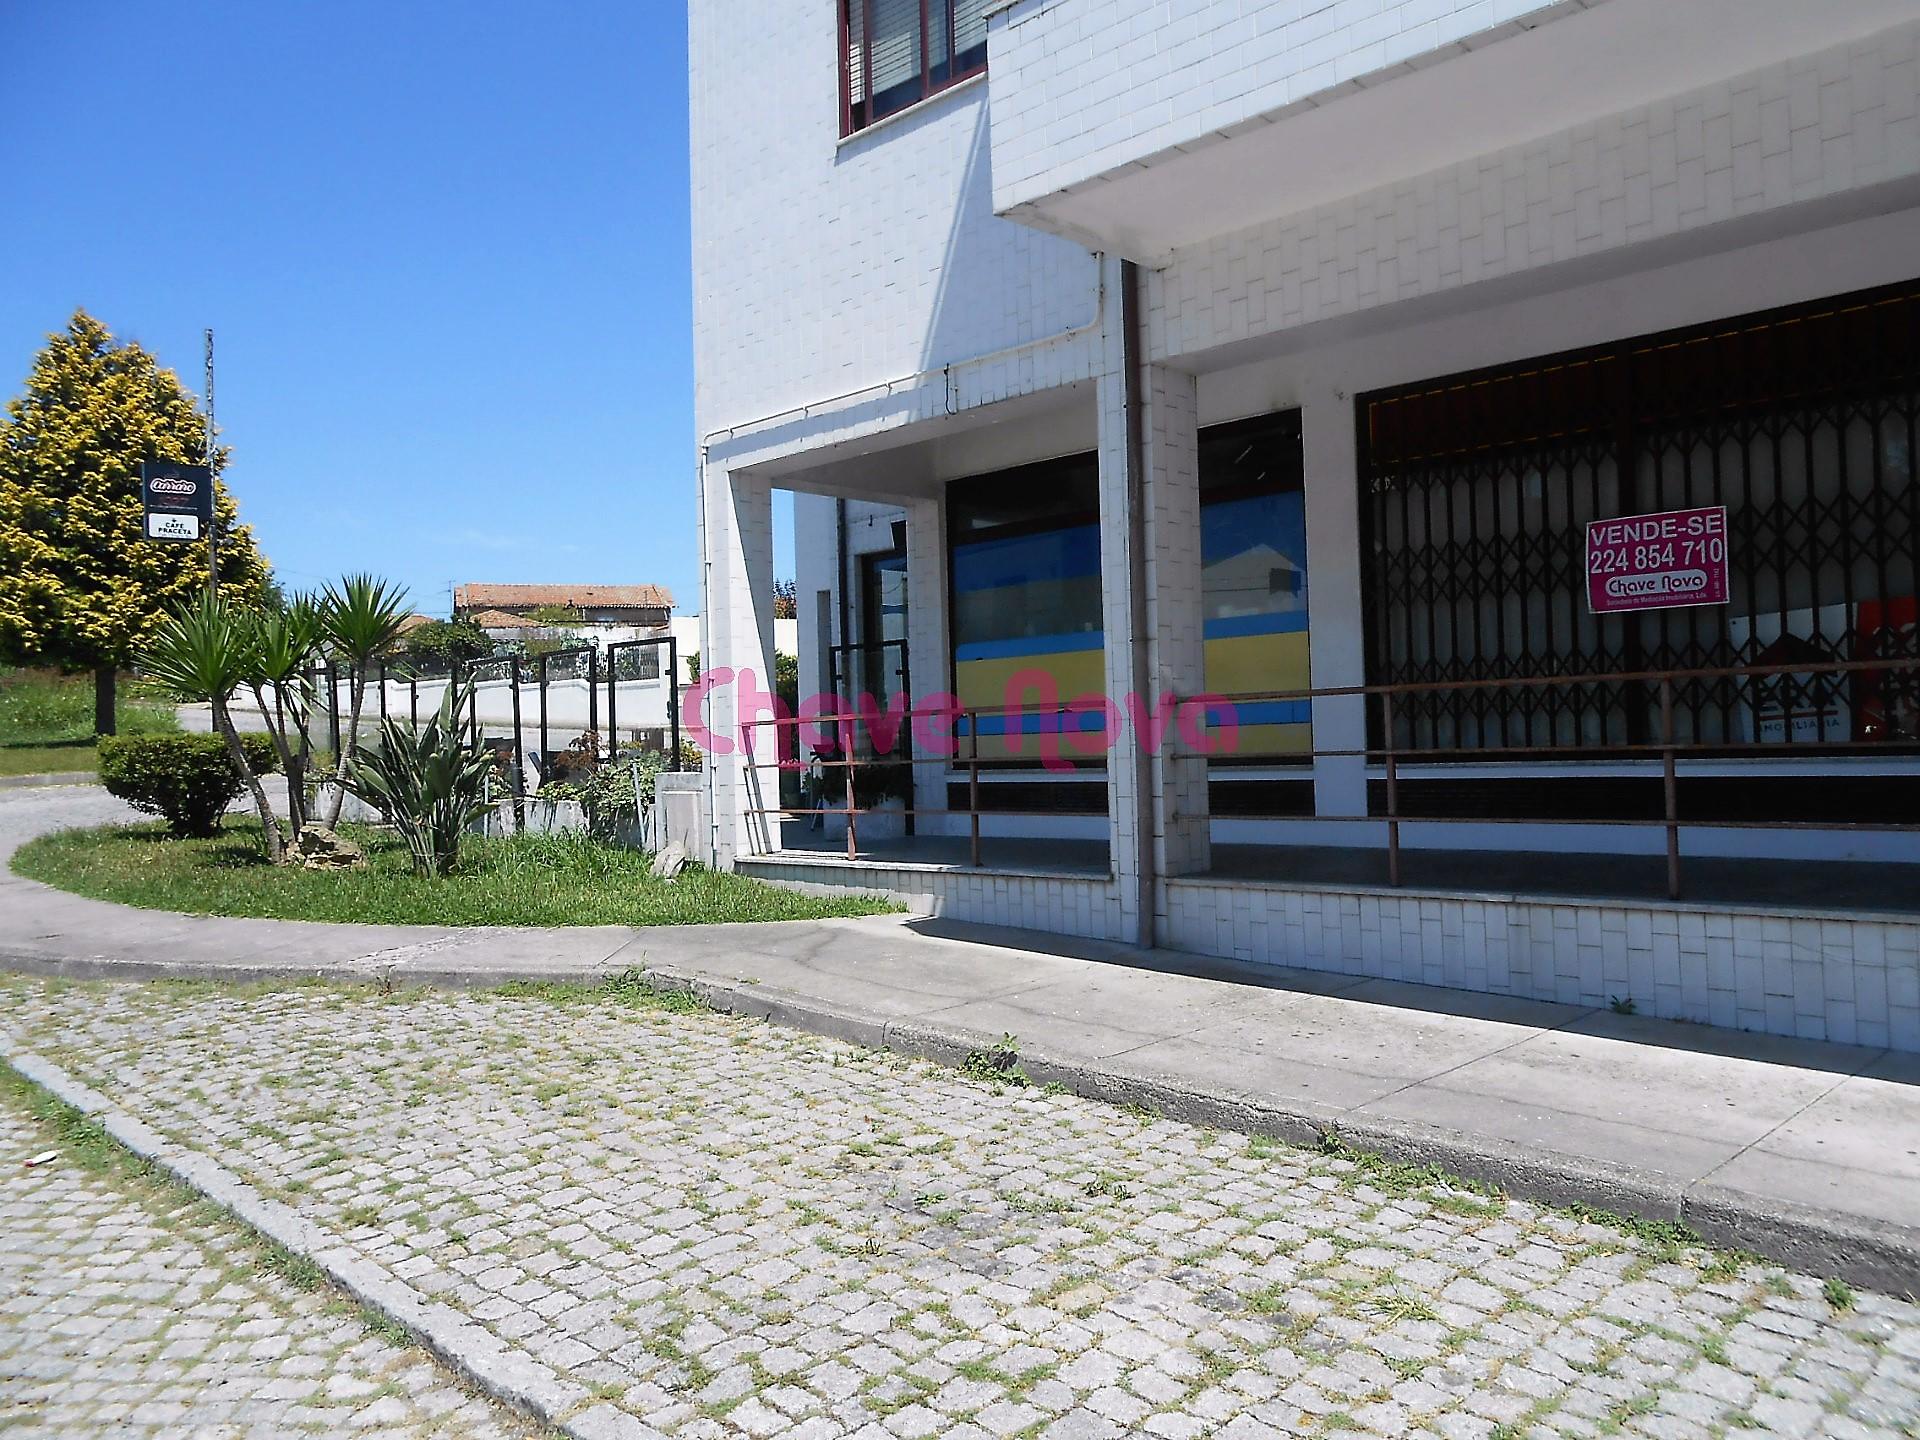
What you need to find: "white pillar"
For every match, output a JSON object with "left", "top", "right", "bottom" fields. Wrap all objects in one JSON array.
[
  {"left": 1095, "top": 257, "right": 1212, "bottom": 945},
  {"left": 1301, "top": 375, "right": 1369, "bottom": 828},
  {"left": 701, "top": 462, "right": 777, "bottom": 867},
  {"left": 1140, "top": 364, "right": 1210, "bottom": 880},
  {"left": 904, "top": 495, "right": 952, "bottom": 832},
  {"left": 1096, "top": 283, "right": 1147, "bottom": 943}
]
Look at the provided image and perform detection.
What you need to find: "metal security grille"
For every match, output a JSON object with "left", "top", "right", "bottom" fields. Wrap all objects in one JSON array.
[{"left": 1359, "top": 281, "right": 1920, "bottom": 756}]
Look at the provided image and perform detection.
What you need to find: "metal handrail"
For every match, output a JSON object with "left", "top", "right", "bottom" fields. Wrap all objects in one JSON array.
[{"left": 728, "top": 653, "right": 1920, "bottom": 891}]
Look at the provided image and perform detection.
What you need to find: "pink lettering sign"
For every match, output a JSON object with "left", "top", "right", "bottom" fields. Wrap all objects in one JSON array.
[{"left": 1586, "top": 506, "right": 1730, "bottom": 614}]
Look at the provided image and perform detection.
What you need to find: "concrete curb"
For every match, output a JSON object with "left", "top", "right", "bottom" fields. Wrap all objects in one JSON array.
[
  {"left": 0, "top": 771, "right": 95, "bottom": 790},
  {"left": 0, "top": 1040, "right": 666, "bottom": 1440},
  {"left": 0, "top": 945, "right": 622, "bottom": 992},
  {"left": 639, "top": 964, "right": 1920, "bottom": 1297}
]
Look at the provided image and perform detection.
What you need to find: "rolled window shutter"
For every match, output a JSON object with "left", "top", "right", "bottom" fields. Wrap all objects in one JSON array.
[
  {"left": 845, "top": 0, "right": 867, "bottom": 108},
  {"left": 953, "top": 0, "right": 988, "bottom": 58},
  {"left": 869, "top": 0, "right": 922, "bottom": 96}
]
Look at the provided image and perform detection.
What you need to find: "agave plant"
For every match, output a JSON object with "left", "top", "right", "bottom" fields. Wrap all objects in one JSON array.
[
  {"left": 140, "top": 589, "right": 287, "bottom": 864},
  {"left": 342, "top": 681, "right": 493, "bottom": 877},
  {"left": 243, "top": 594, "right": 325, "bottom": 834},
  {"left": 318, "top": 573, "right": 412, "bottom": 828}
]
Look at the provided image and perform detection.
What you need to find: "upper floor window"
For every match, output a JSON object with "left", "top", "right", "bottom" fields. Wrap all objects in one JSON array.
[{"left": 841, "top": 0, "right": 988, "bottom": 136}]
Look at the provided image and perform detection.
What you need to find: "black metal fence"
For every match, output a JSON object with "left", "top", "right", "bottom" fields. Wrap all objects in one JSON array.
[{"left": 300, "top": 636, "right": 683, "bottom": 785}]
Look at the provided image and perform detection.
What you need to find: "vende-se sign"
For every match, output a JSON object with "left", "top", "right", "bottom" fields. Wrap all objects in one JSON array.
[{"left": 1586, "top": 506, "right": 1729, "bottom": 614}]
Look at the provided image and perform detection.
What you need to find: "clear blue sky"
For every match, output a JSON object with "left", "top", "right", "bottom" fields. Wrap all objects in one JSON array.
[{"left": 0, "top": 2, "right": 784, "bottom": 618}]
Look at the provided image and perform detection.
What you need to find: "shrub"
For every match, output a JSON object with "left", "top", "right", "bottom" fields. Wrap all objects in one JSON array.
[
  {"left": 98, "top": 733, "right": 279, "bottom": 838},
  {"left": 401, "top": 618, "right": 492, "bottom": 668},
  {"left": 544, "top": 748, "right": 661, "bottom": 840},
  {"left": 342, "top": 682, "right": 493, "bottom": 877}
]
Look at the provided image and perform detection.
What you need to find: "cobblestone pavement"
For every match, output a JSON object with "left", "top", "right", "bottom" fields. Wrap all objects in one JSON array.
[
  {"left": 0, "top": 1075, "right": 534, "bottom": 1437},
  {"left": 2, "top": 975, "right": 1915, "bottom": 1440}
]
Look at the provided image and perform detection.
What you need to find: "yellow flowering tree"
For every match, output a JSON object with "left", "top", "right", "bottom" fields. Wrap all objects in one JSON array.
[{"left": 0, "top": 311, "right": 270, "bottom": 733}]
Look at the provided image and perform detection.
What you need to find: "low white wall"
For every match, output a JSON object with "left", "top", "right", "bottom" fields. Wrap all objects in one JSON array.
[
  {"left": 1162, "top": 877, "right": 1919, "bottom": 1053},
  {"left": 363, "top": 675, "right": 673, "bottom": 740},
  {"left": 738, "top": 853, "right": 1130, "bottom": 943},
  {"left": 320, "top": 773, "right": 707, "bottom": 859},
  {"left": 739, "top": 853, "right": 1920, "bottom": 1052}
]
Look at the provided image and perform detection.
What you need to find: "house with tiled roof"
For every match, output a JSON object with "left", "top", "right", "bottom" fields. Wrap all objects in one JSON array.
[{"left": 453, "top": 584, "right": 673, "bottom": 628}]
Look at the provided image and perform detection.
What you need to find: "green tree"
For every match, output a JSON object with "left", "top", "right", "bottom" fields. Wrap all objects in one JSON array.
[
  {"left": 0, "top": 311, "right": 270, "bottom": 733},
  {"left": 141, "top": 589, "right": 287, "bottom": 863},
  {"left": 404, "top": 618, "right": 493, "bottom": 667}
]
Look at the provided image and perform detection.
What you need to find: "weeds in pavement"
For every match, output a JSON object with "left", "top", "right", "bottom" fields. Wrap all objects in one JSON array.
[
  {"left": 962, "top": 1032, "right": 1029, "bottom": 1087},
  {"left": 492, "top": 967, "right": 710, "bottom": 1015}
]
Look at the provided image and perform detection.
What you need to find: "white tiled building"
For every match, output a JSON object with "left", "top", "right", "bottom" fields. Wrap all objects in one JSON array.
[{"left": 691, "top": 0, "right": 1920, "bottom": 1050}]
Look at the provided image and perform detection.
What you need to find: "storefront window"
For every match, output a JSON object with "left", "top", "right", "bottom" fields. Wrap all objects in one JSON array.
[
  {"left": 950, "top": 454, "right": 1103, "bottom": 760},
  {"left": 947, "top": 415, "right": 1312, "bottom": 763},
  {"left": 1360, "top": 280, "right": 1920, "bottom": 756}
]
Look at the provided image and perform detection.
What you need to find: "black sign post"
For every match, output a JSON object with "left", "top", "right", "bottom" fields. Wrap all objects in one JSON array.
[{"left": 141, "top": 461, "right": 214, "bottom": 547}]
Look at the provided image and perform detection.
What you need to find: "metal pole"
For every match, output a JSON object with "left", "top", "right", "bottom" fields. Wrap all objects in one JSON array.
[
  {"left": 898, "top": 638, "right": 914, "bottom": 838},
  {"left": 326, "top": 663, "right": 341, "bottom": 759},
  {"left": 538, "top": 654, "right": 549, "bottom": 770},
  {"left": 1382, "top": 692, "right": 1401, "bottom": 888},
  {"left": 510, "top": 658, "right": 526, "bottom": 833},
  {"left": 843, "top": 739, "right": 858, "bottom": 861},
  {"left": 587, "top": 648, "right": 600, "bottom": 767},
  {"left": 204, "top": 328, "right": 218, "bottom": 596},
  {"left": 1661, "top": 677, "right": 1681, "bottom": 900},
  {"left": 607, "top": 644, "right": 620, "bottom": 758},
  {"left": 668, "top": 637, "right": 681, "bottom": 763},
  {"left": 377, "top": 660, "right": 387, "bottom": 722}
]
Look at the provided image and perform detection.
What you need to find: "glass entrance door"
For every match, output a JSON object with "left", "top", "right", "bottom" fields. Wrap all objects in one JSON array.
[{"left": 859, "top": 549, "right": 909, "bottom": 719}]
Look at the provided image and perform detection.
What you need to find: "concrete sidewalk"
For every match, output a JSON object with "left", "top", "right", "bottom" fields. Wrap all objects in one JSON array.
[{"left": 2, "top": 784, "right": 1916, "bottom": 1291}]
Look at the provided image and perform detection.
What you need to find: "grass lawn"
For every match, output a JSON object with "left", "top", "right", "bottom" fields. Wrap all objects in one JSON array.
[
  {"left": 0, "top": 668, "right": 179, "bottom": 776},
  {"left": 0, "top": 741, "right": 106, "bottom": 777},
  {"left": 12, "top": 819, "right": 900, "bottom": 927}
]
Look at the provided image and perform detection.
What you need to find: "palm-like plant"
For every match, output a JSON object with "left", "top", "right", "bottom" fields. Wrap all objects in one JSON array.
[
  {"left": 244, "top": 595, "right": 325, "bottom": 833},
  {"left": 318, "top": 573, "right": 411, "bottom": 827},
  {"left": 141, "top": 590, "right": 287, "bottom": 864},
  {"left": 342, "top": 681, "right": 494, "bottom": 877}
]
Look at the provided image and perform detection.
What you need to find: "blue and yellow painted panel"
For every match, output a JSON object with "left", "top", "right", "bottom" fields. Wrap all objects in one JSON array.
[{"left": 949, "top": 490, "right": 1311, "bottom": 761}]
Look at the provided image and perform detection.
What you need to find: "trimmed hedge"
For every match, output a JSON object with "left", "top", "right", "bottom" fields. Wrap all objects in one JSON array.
[{"left": 97, "top": 733, "right": 279, "bottom": 838}]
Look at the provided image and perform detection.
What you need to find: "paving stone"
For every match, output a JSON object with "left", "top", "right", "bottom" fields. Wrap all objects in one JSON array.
[
  {"left": 0, "top": 1094, "right": 530, "bottom": 1438},
  {"left": 2, "top": 976, "right": 1916, "bottom": 1440}
]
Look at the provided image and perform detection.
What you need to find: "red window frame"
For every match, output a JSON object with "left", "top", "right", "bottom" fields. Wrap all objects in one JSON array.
[{"left": 840, "top": 0, "right": 989, "bottom": 138}]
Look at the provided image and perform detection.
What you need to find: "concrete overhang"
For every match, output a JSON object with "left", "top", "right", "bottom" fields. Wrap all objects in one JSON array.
[{"left": 990, "top": 0, "right": 1920, "bottom": 263}]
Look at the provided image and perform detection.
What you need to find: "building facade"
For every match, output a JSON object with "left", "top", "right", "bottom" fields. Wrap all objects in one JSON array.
[{"left": 692, "top": 0, "right": 1920, "bottom": 1050}]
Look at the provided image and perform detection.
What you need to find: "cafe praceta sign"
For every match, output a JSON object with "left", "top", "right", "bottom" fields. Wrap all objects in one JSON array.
[{"left": 141, "top": 461, "right": 214, "bottom": 544}]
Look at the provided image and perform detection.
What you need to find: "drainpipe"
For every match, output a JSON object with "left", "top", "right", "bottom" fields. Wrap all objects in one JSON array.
[
  {"left": 1120, "top": 259, "right": 1156, "bottom": 950},
  {"left": 835, "top": 497, "right": 851, "bottom": 708},
  {"left": 697, "top": 443, "right": 719, "bottom": 868}
]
